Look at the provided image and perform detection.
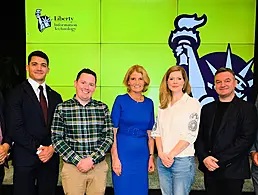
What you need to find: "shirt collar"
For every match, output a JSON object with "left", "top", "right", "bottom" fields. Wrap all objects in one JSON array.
[
  {"left": 167, "top": 93, "right": 189, "bottom": 108},
  {"left": 72, "top": 95, "right": 95, "bottom": 106},
  {"left": 28, "top": 78, "right": 46, "bottom": 92},
  {"left": 180, "top": 93, "right": 190, "bottom": 102}
]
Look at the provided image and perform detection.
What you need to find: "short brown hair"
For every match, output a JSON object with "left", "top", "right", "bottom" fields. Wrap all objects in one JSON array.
[
  {"left": 159, "top": 66, "right": 191, "bottom": 109},
  {"left": 123, "top": 65, "right": 150, "bottom": 92}
]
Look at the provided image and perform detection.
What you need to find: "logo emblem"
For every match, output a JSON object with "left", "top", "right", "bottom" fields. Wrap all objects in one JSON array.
[{"left": 35, "top": 9, "right": 51, "bottom": 32}]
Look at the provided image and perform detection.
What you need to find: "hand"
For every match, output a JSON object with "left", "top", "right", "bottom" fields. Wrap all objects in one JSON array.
[
  {"left": 77, "top": 157, "right": 94, "bottom": 173},
  {"left": 0, "top": 144, "right": 10, "bottom": 162},
  {"left": 158, "top": 152, "right": 174, "bottom": 168},
  {"left": 175, "top": 44, "right": 192, "bottom": 57},
  {"left": 37, "top": 145, "right": 55, "bottom": 163},
  {"left": 148, "top": 155, "right": 155, "bottom": 173},
  {"left": 175, "top": 45, "right": 184, "bottom": 56},
  {"left": 203, "top": 156, "right": 219, "bottom": 171},
  {"left": 251, "top": 152, "right": 258, "bottom": 166},
  {"left": 112, "top": 156, "right": 122, "bottom": 176}
]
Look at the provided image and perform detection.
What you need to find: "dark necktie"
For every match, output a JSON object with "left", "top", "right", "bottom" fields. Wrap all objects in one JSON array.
[{"left": 39, "top": 85, "right": 48, "bottom": 124}]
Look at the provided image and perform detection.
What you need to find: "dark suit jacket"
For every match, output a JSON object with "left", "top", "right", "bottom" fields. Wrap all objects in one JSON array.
[
  {"left": 250, "top": 96, "right": 258, "bottom": 152},
  {"left": 0, "top": 91, "right": 11, "bottom": 145},
  {"left": 5, "top": 80, "right": 62, "bottom": 166},
  {"left": 0, "top": 91, "right": 11, "bottom": 146},
  {"left": 0, "top": 91, "right": 12, "bottom": 171},
  {"left": 195, "top": 96, "right": 258, "bottom": 179}
]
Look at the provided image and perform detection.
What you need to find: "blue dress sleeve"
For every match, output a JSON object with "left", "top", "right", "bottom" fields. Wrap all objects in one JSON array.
[
  {"left": 111, "top": 95, "right": 121, "bottom": 128},
  {"left": 148, "top": 99, "right": 155, "bottom": 130}
]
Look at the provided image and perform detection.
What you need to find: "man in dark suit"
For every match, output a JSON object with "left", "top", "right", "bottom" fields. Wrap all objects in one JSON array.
[
  {"left": 0, "top": 90, "right": 12, "bottom": 193},
  {"left": 5, "top": 51, "right": 62, "bottom": 195},
  {"left": 251, "top": 94, "right": 258, "bottom": 194},
  {"left": 195, "top": 67, "right": 257, "bottom": 195}
]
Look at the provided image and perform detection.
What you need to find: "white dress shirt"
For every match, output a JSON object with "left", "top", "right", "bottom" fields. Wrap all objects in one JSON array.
[{"left": 28, "top": 78, "right": 48, "bottom": 105}]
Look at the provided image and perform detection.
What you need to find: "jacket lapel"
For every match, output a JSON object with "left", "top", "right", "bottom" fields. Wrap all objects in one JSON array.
[
  {"left": 23, "top": 80, "right": 45, "bottom": 124},
  {"left": 0, "top": 103, "right": 4, "bottom": 135},
  {"left": 213, "top": 96, "right": 238, "bottom": 144},
  {"left": 208, "top": 102, "right": 217, "bottom": 148},
  {"left": 46, "top": 85, "right": 53, "bottom": 126},
  {"left": 0, "top": 91, "right": 4, "bottom": 130}
]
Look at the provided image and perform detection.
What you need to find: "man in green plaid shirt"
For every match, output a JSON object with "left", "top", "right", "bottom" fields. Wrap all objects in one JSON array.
[{"left": 51, "top": 68, "right": 114, "bottom": 195}]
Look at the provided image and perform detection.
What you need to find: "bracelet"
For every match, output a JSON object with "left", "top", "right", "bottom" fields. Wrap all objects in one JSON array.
[{"left": 149, "top": 154, "right": 154, "bottom": 156}]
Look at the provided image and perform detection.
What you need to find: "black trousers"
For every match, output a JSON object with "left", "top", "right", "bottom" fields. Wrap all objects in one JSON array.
[
  {"left": 13, "top": 157, "right": 59, "bottom": 195},
  {"left": 204, "top": 174, "right": 244, "bottom": 195},
  {"left": 252, "top": 163, "right": 258, "bottom": 195},
  {"left": 0, "top": 165, "right": 4, "bottom": 194}
]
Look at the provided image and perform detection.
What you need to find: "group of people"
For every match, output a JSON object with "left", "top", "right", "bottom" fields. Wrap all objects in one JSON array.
[{"left": 0, "top": 50, "right": 257, "bottom": 195}]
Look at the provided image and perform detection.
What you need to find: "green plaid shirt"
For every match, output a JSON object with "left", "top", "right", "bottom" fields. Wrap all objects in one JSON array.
[{"left": 51, "top": 97, "right": 114, "bottom": 165}]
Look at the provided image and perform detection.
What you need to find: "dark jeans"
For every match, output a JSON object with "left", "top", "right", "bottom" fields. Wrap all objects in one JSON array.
[{"left": 204, "top": 174, "right": 244, "bottom": 195}]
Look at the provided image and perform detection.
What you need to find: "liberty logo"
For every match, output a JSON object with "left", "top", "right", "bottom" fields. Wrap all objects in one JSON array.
[
  {"left": 169, "top": 14, "right": 253, "bottom": 105},
  {"left": 35, "top": 9, "right": 51, "bottom": 32},
  {"left": 34, "top": 9, "right": 77, "bottom": 32}
]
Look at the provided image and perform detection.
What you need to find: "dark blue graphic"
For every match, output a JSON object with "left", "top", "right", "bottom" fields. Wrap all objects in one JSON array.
[{"left": 168, "top": 14, "right": 253, "bottom": 105}]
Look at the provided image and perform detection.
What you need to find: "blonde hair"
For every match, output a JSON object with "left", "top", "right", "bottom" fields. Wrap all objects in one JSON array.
[
  {"left": 159, "top": 66, "right": 191, "bottom": 109},
  {"left": 123, "top": 65, "right": 150, "bottom": 92}
]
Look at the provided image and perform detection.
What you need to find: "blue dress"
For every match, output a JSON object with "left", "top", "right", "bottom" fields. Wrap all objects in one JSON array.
[{"left": 111, "top": 94, "right": 154, "bottom": 195}]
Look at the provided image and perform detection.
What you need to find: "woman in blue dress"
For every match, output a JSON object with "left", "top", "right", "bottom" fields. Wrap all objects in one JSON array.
[{"left": 111, "top": 65, "right": 155, "bottom": 195}]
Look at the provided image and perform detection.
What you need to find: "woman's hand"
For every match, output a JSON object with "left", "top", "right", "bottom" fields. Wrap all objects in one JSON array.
[
  {"left": 158, "top": 152, "right": 174, "bottom": 168},
  {"left": 112, "top": 156, "right": 122, "bottom": 176},
  {"left": 148, "top": 155, "right": 155, "bottom": 172}
]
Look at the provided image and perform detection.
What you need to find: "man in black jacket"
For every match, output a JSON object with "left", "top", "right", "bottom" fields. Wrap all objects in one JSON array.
[
  {"left": 195, "top": 67, "right": 257, "bottom": 195},
  {"left": 251, "top": 94, "right": 258, "bottom": 195},
  {"left": 0, "top": 90, "right": 12, "bottom": 192},
  {"left": 6, "top": 51, "right": 62, "bottom": 195}
]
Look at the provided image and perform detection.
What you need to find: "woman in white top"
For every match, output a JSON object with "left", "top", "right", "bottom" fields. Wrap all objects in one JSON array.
[{"left": 152, "top": 66, "right": 201, "bottom": 195}]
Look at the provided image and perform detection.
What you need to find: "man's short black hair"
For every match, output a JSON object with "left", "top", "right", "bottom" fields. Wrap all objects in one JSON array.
[
  {"left": 76, "top": 68, "right": 97, "bottom": 83},
  {"left": 28, "top": 50, "right": 49, "bottom": 65},
  {"left": 215, "top": 67, "right": 235, "bottom": 77}
]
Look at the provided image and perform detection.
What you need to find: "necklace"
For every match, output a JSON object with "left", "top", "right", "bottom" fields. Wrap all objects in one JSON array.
[{"left": 128, "top": 93, "right": 144, "bottom": 103}]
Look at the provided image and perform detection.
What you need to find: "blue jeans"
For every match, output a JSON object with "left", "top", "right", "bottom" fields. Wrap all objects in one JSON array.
[{"left": 157, "top": 156, "right": 195, "bottom": 195}]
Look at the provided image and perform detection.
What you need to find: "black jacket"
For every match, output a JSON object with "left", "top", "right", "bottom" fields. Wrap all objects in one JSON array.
[
  {"left": 195, "top": 96, "right": 258, "bottom": 179},
  {"left": 5, "top": 80, "right": 62, "bottom": 166}
]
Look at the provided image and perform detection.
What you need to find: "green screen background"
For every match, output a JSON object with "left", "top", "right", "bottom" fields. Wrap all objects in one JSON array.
[{"left": 26, "top": 0, "right": 256, "bottom": 111}]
